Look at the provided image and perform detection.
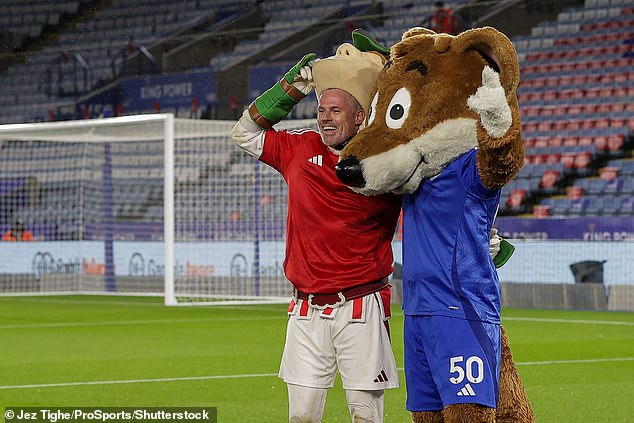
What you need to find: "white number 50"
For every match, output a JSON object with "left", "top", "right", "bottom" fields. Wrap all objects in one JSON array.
[{"left": 449, "top": 355, "right": 484, "bottom": 384}]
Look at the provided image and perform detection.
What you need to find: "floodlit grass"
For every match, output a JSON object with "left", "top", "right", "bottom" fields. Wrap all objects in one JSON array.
[{"left": 1, "top": 296, "right": 633, "bottom": 422}]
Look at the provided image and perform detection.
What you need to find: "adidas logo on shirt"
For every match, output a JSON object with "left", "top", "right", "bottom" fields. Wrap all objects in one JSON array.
[
  {"left": 457, "top": 383, "right": 477, "bottom": 397},
  {"left": 307, "top": 155, "right": 323, "bottom": 166}
]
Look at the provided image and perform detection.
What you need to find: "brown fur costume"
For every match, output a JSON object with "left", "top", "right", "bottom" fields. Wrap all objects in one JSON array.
[{"left": 335, "top": 27, "right": 535, "bottom": 422}]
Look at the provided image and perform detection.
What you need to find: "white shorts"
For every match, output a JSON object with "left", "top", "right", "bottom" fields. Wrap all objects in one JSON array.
[{"left": 278, "top": 290, "right": 400, "bottom": 391}]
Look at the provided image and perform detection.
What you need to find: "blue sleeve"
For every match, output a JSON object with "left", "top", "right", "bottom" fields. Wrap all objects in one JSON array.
[{"left": 458, "top": 149, "right": 498, "bottom": 199}]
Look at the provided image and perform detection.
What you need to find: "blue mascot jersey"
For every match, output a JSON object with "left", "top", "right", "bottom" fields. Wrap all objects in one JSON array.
[{"left": 401, "top": 148, "right": 501, "bottom": 324}]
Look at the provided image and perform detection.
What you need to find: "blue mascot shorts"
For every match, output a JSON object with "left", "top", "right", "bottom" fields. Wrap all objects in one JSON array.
[{"left": 404, "top": 315, "right": 501, "bottom": 412}]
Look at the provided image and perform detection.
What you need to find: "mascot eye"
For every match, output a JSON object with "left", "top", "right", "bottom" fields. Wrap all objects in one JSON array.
[
  {"left": 385, "top": 87, "right": 411, "bottom": 129},
  {"left": 367, "top": 93, "right": 378, "bottom": 126}
]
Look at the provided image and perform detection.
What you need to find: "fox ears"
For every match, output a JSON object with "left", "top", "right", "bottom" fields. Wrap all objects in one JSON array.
[{"left": 396, "top": 26, "right": 520, "bottom": 97}]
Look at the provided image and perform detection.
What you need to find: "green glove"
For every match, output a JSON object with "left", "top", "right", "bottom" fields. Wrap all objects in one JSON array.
[
  {"left": 494, "top": 239, "right": 515, "bottom": 268},
  {"left": 351, "top": 28, "right": 390, "bottom": 57},
  {"left": 248, "top": 53, "right": 316, "bottom": 129}
]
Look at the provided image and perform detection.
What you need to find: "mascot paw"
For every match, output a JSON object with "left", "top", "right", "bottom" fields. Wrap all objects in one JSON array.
[{"left": 467, "top": 66, "right": 512, "bottom": 138}]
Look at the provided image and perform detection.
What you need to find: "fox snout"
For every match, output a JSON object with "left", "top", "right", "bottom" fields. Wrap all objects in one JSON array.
[{"left": 335, "top": 157, "right": 365, "bottom": 188}]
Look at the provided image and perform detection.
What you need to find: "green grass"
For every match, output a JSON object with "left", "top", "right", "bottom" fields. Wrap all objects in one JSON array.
[{"left": 1, "top": 296, "right": 633, "bottom": 422}]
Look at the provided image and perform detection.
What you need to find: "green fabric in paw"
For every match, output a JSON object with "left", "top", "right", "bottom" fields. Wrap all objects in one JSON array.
[
  {"left": 351, "top": 29, "right": 390, "bottom": 57},
  {"left": 494, "top": 239, "right": 515, "bottom": 268}
]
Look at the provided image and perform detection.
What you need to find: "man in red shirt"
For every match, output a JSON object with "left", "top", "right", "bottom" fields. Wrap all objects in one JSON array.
[
  {"left": 232, "top": 42, "right": 400, "bottom": 422},
  {"left": 2, "top": 220, "right": 33, "bottom": 241}
]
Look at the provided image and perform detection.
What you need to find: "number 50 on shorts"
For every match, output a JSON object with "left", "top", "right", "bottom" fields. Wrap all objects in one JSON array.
[{"left": 448, "top": 355, "right": 485, "bottom": 384}]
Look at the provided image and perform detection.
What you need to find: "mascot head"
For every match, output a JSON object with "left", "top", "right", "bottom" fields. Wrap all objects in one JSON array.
[
  {"left": 313, "top": 42, "right": 386, "bottom": 116},
  {"left": 335, "top": 26, "right": 523, "bottom": 195}
]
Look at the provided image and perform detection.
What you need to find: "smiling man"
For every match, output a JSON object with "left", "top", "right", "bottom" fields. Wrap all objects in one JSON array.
[
  {"left": 231, "top": 43, "right": 401, "bottom": 423},
  {"left": 316, "top": 88, "right": 364, "bottom": 149}
]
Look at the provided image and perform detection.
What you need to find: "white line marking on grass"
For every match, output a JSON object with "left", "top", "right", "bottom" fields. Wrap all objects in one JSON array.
[
  {"left": 1, "top": 358, "right": 632, "bottom": 391},
  {"left": 1, "top": 297, "right": 288, "bottom": 312},
  {"left": 0, "top": 373, "right": 279, "bottom": 390},
  {"left": 517, "top": 357, "right": 634, "bottom": 366},
  {"left": 0, "top": 297, "right": 163, "bottom": 307},
  {"left": 0, "top": 316, "right": 287, "bottom": 330},
  {"left": 504, "top": 317, "right": 634, "bottom": 326}
]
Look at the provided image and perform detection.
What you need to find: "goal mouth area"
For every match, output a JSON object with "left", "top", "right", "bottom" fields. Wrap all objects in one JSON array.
[{"left": 0, "top": 114, "right": 317, "bottom": 306}]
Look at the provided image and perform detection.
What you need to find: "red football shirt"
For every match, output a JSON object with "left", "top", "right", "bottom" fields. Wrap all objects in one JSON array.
[{"left": 260, "top": 128, "right": 401, "bottom": 294}]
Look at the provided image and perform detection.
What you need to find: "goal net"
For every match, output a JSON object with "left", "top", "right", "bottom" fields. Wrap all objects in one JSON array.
[{"left": 0, "top": 114, "right": 317, "bottom": 305}]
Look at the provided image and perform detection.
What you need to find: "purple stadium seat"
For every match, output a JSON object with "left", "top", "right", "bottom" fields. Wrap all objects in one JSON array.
[
  {"left": 551, "top": 198, "right": 573, "bottom": 216},
  {"left": 603, "top": 177, "right": 622, "bottom": 195},
  {"left": 569, "top": 198, "right": 589, "bottom": 216},
  {"left": 584, "top": 196, "right": 604, "bottom": 215},
  {"left": 601, "top": 195, "right": 620, "bottom": 215},
  {"left": 618, "top": 195, "right": 634, "bottom": 215},
  {"left": 620, "top": 177, "right": 634, "bottom": 194},
  {"left": 622, "top": 161, "right": 634, "bottom": 176},
  {"left": 587, "top": 178, "right": 608, "bottom": 195}
]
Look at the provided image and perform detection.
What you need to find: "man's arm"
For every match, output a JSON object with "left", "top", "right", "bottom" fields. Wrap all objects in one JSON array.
[{"left": 231, "top": 53, "right": 316, "bottom": 158}]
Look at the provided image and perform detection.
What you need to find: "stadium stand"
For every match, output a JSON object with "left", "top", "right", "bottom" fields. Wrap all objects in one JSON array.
[
  {"left": 510, "top": 0, "right": 633, "bottom": 217},
  {"left": 0, "top": 0, "right": 632, "bottom": 235}
]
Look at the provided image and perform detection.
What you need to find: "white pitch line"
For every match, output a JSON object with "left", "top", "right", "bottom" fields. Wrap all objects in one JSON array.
[
  {"left": 504, "top": 317, "right": 634, "bottom": 326},
  {"left": 5, "top": 315, "right": 631, "bottom": 330},
  {"left": 0, "top": 373, "right": 278, "bottom": 390},
  {"left": 0, "top": 316, "right": 287, "bottom": 330},
  {"left": 1, "top": 358, "right": 633, "bottom": 391},
  {"left": 0, "top": 297, "right": 164, "bottom": 307},
  {"left": 517, "top": 357, "right": 634, "bottom": 366}
]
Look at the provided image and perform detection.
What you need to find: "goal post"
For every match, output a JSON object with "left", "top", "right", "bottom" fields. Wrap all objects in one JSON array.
[{"left": 0, "top": 114, "right": 318, "bottom": 305}]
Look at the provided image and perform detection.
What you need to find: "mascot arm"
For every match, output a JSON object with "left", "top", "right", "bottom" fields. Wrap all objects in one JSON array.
[
  {"left": 247, "top": 53, "right": 317, "bottom": 130},
  {"left": 468, "top": 67, "right": 524, "bottom": 190}
]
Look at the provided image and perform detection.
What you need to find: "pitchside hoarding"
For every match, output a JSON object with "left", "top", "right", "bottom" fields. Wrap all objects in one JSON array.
[
  {"left": 495, "top": 216, "right": 634, "bottom": 241},
  {"left": 0, "top": 242, "right": 283, "bottom": 280},
  {"left": 1, "top": 237, "right": 632, "bottom": 285}
]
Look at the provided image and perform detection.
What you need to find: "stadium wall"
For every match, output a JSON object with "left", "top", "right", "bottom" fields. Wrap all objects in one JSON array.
[{"left": 1, "top": 240, "right": 632, "bottom": 310}]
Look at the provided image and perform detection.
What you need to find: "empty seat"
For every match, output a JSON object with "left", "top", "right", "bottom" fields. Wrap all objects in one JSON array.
[{"left": 618, "top": 196, "right": 634, "bottom": 215}]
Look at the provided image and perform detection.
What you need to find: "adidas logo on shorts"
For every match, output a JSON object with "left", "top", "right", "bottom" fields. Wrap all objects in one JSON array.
[
  {"left": 457, "top": 383, "right": 476, "bottom": 396},
  {"left": 373, "top": 370, "right": 389, "bottom": 383}
]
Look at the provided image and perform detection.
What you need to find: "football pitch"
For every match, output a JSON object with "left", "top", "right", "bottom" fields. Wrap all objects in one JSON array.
[{"left": 1, "top": 295, "right": 633, "bottom": 422}]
